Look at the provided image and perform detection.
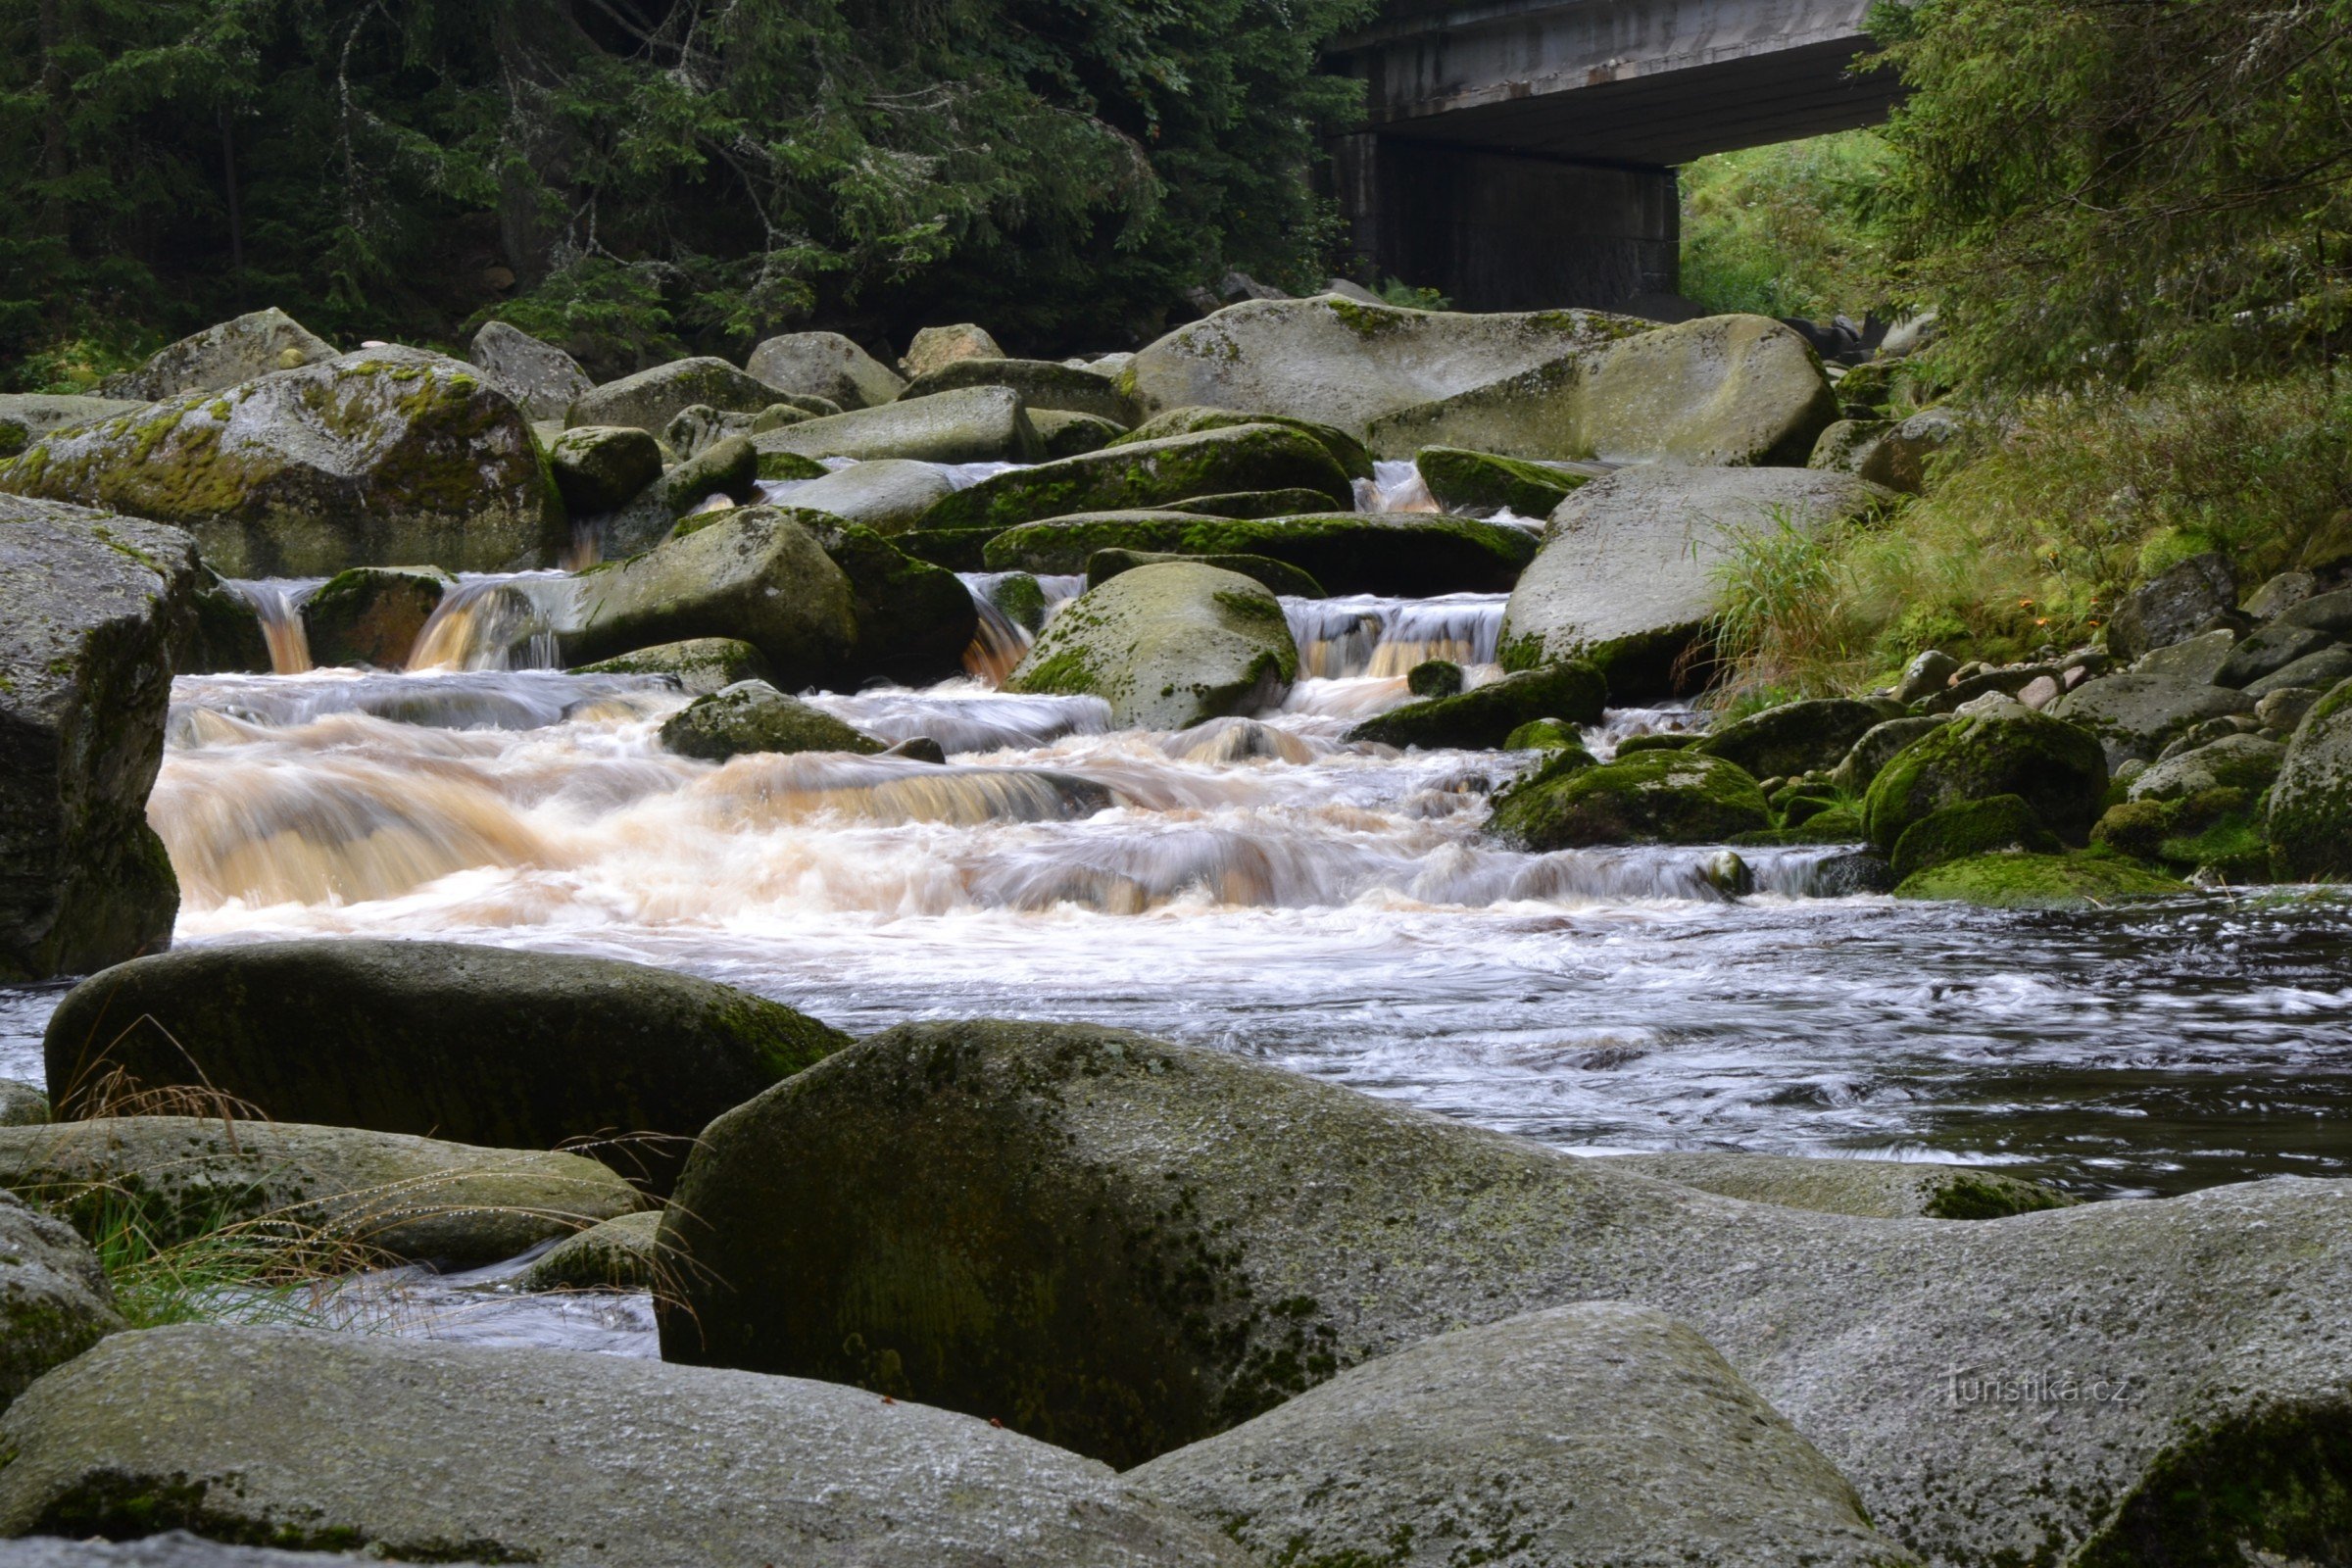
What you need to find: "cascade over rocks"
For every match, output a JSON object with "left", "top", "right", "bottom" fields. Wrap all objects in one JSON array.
[
  {"left": 1118, "top": 297, "right": 1648, "bottom": 439},
  {"left": 466, "top": 322, "right": 595, "bottom": 423},
  {"left": 1, "top": 500, "right": 198, "bottom": 981},
  {"left": 0, "top": 1117, "right": 645, "bottom": 1266},
  {"left": 983, "top": 512, "right": 1535, "bottom": 595},
  {"left": 1346, "top": 662, "right": 1607, "bottom": 750},
  {"left": 43, "top": 940, "right": 849, "bottom": 1195},
  {"left": 659, "top": 1019, "right": 2352, "bottom": 1567},
  {"left": 1861, "top": 710, "right": 2109, "bottom": 852},
  {"left": 899, "top": 358, "right": 1137, "bottom": 424},
  {"left": 1500, "top": 466, "right": 1890, "bottom": 699},
  {"left": 1131, "top": 1302, "right": 1920, "bottom": 1568},
  {"left": 917, "top": 423, "right": 1354, "bottom": 534},
  {"left": 2267, "top": 676, "right": 2352, "bottom": 880},
  {"left": 1365, "top": 314, "right": 1841, "bottom": 467},
  {"left": 0, "top": 348, "right": 565, "bottom": 576},
  {"left": 0, "top": 1191, "right": 120, "bottom": 1414},
  {"left": 1005, "top": 563, "right": 1298, "bottom": 729},
  {"left": 660, "top": 680, "right": 885, "bottom": 761},
  {"left": 0, "top": 1326, "right": 1251, "bottom": 1568},
  {"left": 565, "top": 506, "right": 859, "bottom": 685},
  {"left": 100, "top": 308, "right": 336, "bottom": 401},
  {"left": 754, "top": 386, "right": 1041, "bottom": 466},
  {"left": 565, "top": 357, "right": 792, "bottom": 435},
  {"left": 745, "top": 331, "right": 906, "bottom": 410}
]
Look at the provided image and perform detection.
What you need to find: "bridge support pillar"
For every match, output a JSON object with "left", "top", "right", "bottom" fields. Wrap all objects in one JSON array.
[{"left": 1333, "top": 135, "right": 1681, "bottom": 314}]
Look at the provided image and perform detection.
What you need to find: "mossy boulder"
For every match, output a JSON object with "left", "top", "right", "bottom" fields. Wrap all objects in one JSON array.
[
  {"left": 2047, "top": 673, "right": 2257, "bottom": 767},
  {"left": 744, "top": 331, "right": 906, "bottom": 411},
  {"left": 1346, "top": 662, "right": 1606, "bottom": 751},
  {"left": 0, "top": 1079, "right": 48, "bottom": 1126},
  {"left": 1, "top": 500, "right": 199, "bottom": 981},
  {"left": 0, "top": 1325, "right": 1250, "bottom": 1568},
  {"left": 1109, "top": 406, "right": 1374, "bottom": 481},
  {"left": 1086, "top": 548, "right": 1323, "bottom": 599},
  {"left": 2213, "top": 622, "right": 2335, "bottom": 687},
  {"left": 1005, "top": 563, "right": 1298, "bottom": 730},
  {"left": 1406, "top": 659, "right": 1463, "bottom": 698},
  {"left": 2097, "top": 787, "right": 2270, "bottom": 881},
  {"left": 1161, "top": 486, "right": 1347, "bottom": 519},
  {"left": 656, "top": 1018, "right": 2352, "bottom": 1564},
  {"left": 1503, "top": 718, "right": 1588, "bottom": 752},
  {"left": 547, "top": 424, "right": 662, "bottom": 513},
  {"left": 43, "top": 940, "right": 850, "bottom": 1196},
  {"left": 99, "top": 307, "right": 335, "bottom": 400},
  {"left": 574, "top": 637, "right": 772, "bottom": 696},
  {"left": 918, "top": 423, "right": 1353, "bottom": 534},
  {"left": 1489, "top": 748, "right": 1770, "bottom": 849},
  {"left": 754, "top": 386, "right": 1040, "bottom": 464},
  {"left": 565, "top": 506, "right": 859, "bottom": 686},
  {"left": 1131, "top": 1302, "right": 1918, "bottom": 1568},
  {"left": 302, "top": 566, "right": 450, "bottom": 669},
  {"left": 900, "top": 358, "right": 1136, "bottom": 423},
  {"left": 904, "top": 322, "right": 1004, "bottom": 377},
  {"left": 1498, "top": 466, "right": 1890, "bottom": 699},
  {"left": 1692, "top": 697, "right": 1898, "bottom": 780},
  {"left": 1367, "top": 315, "right": 1839, "bottom": 467},
  {"left": 790, "top": 513, "right": 980, "bottom": 685},
  {"left": 0, "top": 1192, "right": 119, "bottom": 1415},
  {"left": 1894, "top": 851, "right": 2188, "bottom": 906},
  {"left": 521, "top": 1209, "right": 664, "bottom": 1291},
  {"left": 2126, "top": 732, "right": 2285, "bottom": 802},
  {"left": 2268, "top": 676, "right": 2352, "bottom": 880},
  {"left": 0, "top": 1117, "right": 645, "bottom": 1266},
  {"left": 1888, "top": 794, "right": 2063, "bottom": 883},
  {"left": 0, "top": 395, "right": 144, "bottom": 459},
  {"left": 984, "top": 511, "right": 1536, "bottom": 595},
  {"left": 1828, "top": 714, "right": 1948, "bottom": 794},
  {"left": 179, "top": 571, "right": 273, "bottom": 675},
  {"left": 1413, "top": 445, "right": 1591, "bottom": 516},
  {"left": 767, "top": 459, "right": 954, "bottom": 535},
  {"left": 1031, "top": 410, "right": 1124, "bottom": 459},
  {"left": 660, "top": 680, "right": 885, "bottom": 761},
  {"left": 566, "top": 356, "right": 789, "bottom": 434},
  {"left": 467, "top": 321, "right": 595, "bottom": 423},
  {"left": 0, "top": 348, "right": 565, "bottom": 576},
  {"left": 1860, "top": 710, "right": 2109, "bottom": 853},
  {"left": 1119, "top": 296, "right": 1646, "bottom": 439},
  {"left": 1610, "top": 1151, "right": 2073, "bottom": 1220}
]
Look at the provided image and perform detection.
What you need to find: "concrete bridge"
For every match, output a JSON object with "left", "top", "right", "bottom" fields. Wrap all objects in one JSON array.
[{"left": 1326, "top": 0, "right": 1897, "bottom": 312}]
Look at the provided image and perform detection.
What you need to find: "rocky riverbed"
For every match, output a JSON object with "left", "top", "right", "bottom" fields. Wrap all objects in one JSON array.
[{"left": 1, "top": 297, "right": 2349, "bottom": 1567}]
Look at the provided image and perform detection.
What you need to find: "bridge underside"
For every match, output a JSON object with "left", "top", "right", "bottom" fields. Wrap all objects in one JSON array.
[{"left": 1327, "top": 2, "right": 1900, "bottom": 313}]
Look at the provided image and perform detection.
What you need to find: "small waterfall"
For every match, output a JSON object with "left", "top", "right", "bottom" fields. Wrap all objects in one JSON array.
[
  {"left": 955, "top": 572, "right": 1090, "bottom": 689},
  {"left": 220, "top": 578, "right": 326, "bottom": 675},
  {"left": 408, "top": 574, "right": 581, "bottom": 672},
  {"left": 1355, "top": 460, "right": 1439, "bottom": 514},
  {"left": 1282, "top": 594, "right": 1507, "bottom": 679}
]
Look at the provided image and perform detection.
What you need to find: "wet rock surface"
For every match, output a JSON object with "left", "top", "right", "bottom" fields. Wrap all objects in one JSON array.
[{"left": 1006, "top": 563, "right": 1298, "bottom": 729}]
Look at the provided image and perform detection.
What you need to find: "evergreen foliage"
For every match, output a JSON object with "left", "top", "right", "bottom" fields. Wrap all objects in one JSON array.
[{"left": 0, "top": 0, "right": 1376, "bottom": 380}]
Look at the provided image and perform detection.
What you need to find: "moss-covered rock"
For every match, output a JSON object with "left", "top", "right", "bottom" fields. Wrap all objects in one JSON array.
[
  {"left": 1, "top": 500, "right": 199, "bottom": 982},
  {"left": 1367, "top": 315, "right": 1840, "bottom": 467},
  {"left": 0, "top": 1192, "right": 119, "bottom": 1415},
  {"left": 1888, "top": 794, "right": 2063, "bottom": 883},
  {"left": 899, "top": 358, "right": 1136, "bottom": 423},
  {"left": 656, "top": 1018, "right": 2352, "bottom": 1564},
  {"left": 0, "top": 347, "right": 566, "bottom": 576},
  {"left": 1109, "top": 406, "right": 1374, "bottom": 481},
  {"left": 1610, "top": 1151, "right": 2074, "bottom": 1220},
  {"left": 1119, "top": 297, "right": 1646, "bottom": 439},
  {"left": 467, "top": 321, "right": 596, "bottom": 423},
  {"left": 521, "top": 1209, "right": 664, "bottom": 1291},
  {"left": 565, "top": 506, "right": 859, "bottom": 686},
  {"left": 1503, "top": 717, "right": 1588, "bottom": 752},
  {"left": 1406, "top": 659, "right": 1463, "bottom": 698},
  {"left": 2268, "top": 676, "right": 2352, "bottom": 880},
  {"left": 0, "top": 1325, "right": 1249, "bottom": 1568},
  {"left": 1860, "top": 710, "right": 2109, "bottom": 853},
  {"left": 1347, "top": 662, "right": 1607, "bottom": 751},
  {"left": 1894, "top": 851, "right": 2189, "bottom": 906},
  {"left": 754, "top": 386, "right": 1041, "bottom": 465},
  {"left": 2245, "top": 644, "right": 2352, "bottom": 699},
  {"left": 1159, "top": 486, "right": 1343, "bottom": 519},
  {"left": 1030, "top": 410, "right": 1124, "bottom": 459},
  {"left": 1085, "top": 547, "right": 1323, "bottom": 599},
  {"left": 1828, "top": 714, "right": 1948, "bottom": 794},
  {"left": 179, "top": 571, "right": 273, "bottom": 675},
  {"left": 44, "top": 940, "right": 850, "bottom": 1196},
  {"left": 745, "top": 331, "right": 906, "bottom": 411},
  {"left": 2213, "top": 622, "right": 2335, "bottom": 687},
  {"left": 1005, "top": 563, "right": 1298, "bottom": 730},
  {"left": 566, "top": 356, "right": 791, "bottom": 434},
  {"left": 574, "top": 637, "right": 772, "bottom": 696},
  {"left": 301, "top": 566, "right": 450, "bottom": 669},
  {"left": 2048, "top": 674, "right": 2259, "bottom": 768},
  {"left": 1810, "top": 408, "right": 1961, "bottom": 494},
  {"left": 100, "top": 307, "right": 335, "bottom": 401},
  {"left": 0, "top": 395, "right": 144, "bottom": 459},
  {"left": 1132, "top": 1302, "right": 1917, "bottom": 1568},
  {"left": 1413, "top": 445, "right": 1591, "bottom": 516},
  {"left": 547, "top": 424, "right": 662, "bottom": 513},
  {"left": 984, "top": 511, "right": 1536, "bottom": 595},
  {"left": 660, "top": 680, "right": 885, "bottom": 761},
  {"left": 1498, "top": 466, "right": 1891, "bottom": 699},
  {"left": 2127, "top": 732, "right": 2285, "bottom": 802},
  {"left": 767, "top": 459, "right": 954, "bottom": 536},
  {"left": 788, "top": 513, "right": 980, "bottom": 685},
  {"left": 1692, "top": 697, "right": 1899, "bottom": 780},
  {"left": 0, "top": 1117, "right": 645, "bottom": 1266},
  {"left": 1489, "top": 748, "right": 1770, "bottom": 849},
  {"left": 919, "top": 423, "right": 1353, "bottom": 534}
]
